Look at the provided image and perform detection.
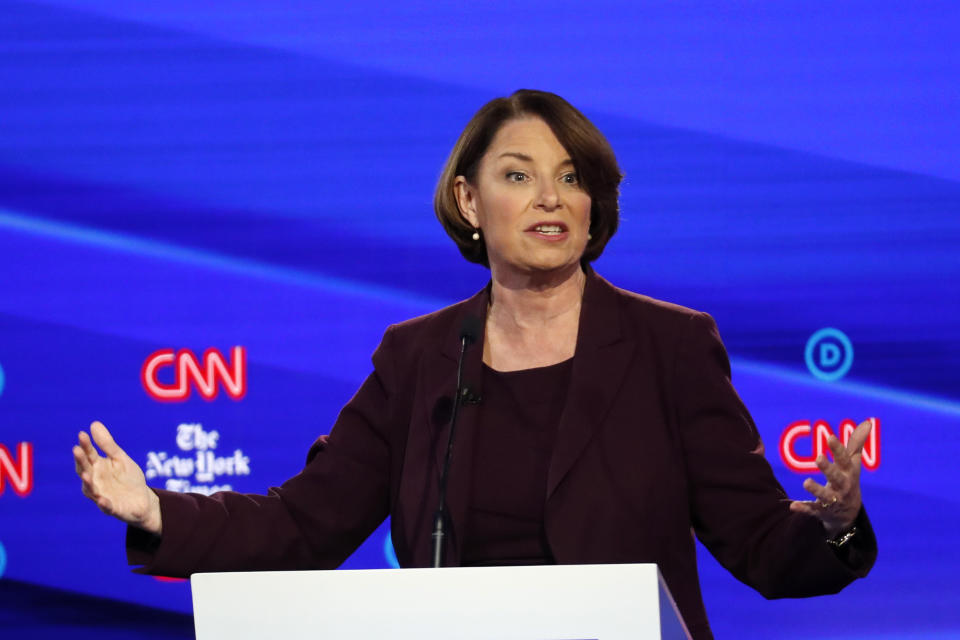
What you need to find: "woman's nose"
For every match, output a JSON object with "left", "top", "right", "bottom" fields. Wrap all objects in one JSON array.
[{"left": 536, "top": 181, "right": 560, "bottom": 210}]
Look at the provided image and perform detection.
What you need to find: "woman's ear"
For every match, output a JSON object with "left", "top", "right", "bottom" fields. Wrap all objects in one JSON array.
[{"left": 453, "top": 176, "right": 480, "bottom": 229}]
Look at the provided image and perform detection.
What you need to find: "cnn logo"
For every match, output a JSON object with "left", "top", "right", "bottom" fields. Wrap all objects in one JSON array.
[
  {"left": 0, "top": 443, "right": 33, "bottom": 497},
  {"left": 779, "top": 417, "right": 880, "bottom": 472},
  {"left": 141, "top": 347, "right": 247, "bottom": 402}
]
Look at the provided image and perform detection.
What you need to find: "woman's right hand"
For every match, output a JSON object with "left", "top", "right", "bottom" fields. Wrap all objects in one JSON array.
[{"left": 74, "top": 421, "right": 162, "bottom": 536}]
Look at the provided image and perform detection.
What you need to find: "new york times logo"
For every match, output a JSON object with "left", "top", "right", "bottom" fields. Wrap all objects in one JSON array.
[{"left": 144, "top": 423, "right": 251, "bottom": 495}]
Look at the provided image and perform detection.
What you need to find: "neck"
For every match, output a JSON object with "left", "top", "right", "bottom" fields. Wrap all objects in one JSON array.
[{"left": 488, "top": 263, "right": 586, "bottom": 330}]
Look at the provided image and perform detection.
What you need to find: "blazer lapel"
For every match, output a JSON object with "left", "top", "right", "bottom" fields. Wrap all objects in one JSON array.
[{"left": 547, "top": 272, "right": 635, "bottom": 499}]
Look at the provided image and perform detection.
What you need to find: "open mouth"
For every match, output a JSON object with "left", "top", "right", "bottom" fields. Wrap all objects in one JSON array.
[{"left": 526, "top": 222, "right": 569, "bottom": 237}]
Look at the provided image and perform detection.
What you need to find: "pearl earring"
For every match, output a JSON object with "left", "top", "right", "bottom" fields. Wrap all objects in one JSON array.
[
  {"left": 588, "top": 233, "right": 593, "bottom": 240},
  {"left": 472, "top": 231, "right": 480, "bottom": 241}
]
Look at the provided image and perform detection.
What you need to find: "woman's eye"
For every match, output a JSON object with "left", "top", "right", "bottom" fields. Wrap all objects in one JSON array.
[
  {"left": 506, "top": 171, "right": 528, "bottom": 183},
  {"left": 561, "top": 172, "right": 579, "bottom": 185}
]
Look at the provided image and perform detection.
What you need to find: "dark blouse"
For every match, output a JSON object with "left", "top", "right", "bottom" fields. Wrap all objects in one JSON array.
[{"left": 460, "top": 357, "right": 574, "bottom": 567}]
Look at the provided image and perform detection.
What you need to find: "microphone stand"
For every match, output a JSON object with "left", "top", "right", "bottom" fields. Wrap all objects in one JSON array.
[{"left": 431, "top": 316, "right": 480, "bottom": 568}]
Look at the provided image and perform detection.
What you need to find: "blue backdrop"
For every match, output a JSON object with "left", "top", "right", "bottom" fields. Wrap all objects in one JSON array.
[{"left": 1, "top": 1, "right": 959, "bottom": 638}]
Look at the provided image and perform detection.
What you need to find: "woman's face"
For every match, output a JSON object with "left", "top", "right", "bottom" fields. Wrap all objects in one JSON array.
[{"left": 455, "top": 117, "right": 592, "bottom": 279}]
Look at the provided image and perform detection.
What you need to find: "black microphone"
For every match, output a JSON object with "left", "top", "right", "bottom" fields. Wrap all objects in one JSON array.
[
  {"left": 460, "top": 313, "right": 482, "bottom": 347},
  {"left": 431, "top": 314, "right": 482, "bottom": 568}
]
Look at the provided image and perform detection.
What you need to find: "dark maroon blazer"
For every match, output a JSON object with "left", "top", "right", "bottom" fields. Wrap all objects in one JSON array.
[{"left": 130, "top": 271, "right": 875, "bottom": 640}]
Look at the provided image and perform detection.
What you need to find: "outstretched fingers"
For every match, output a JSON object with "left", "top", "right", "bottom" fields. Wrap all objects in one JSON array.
[
  {"left": 75, "top": 425, "right": 109, "bottom": 501},
  {"left": 789, "top": 500, "right": 820, "bottom": 517},
  {"left": 76, "top": 457, "right": 98, "bottom": 500},
  {"left": 90, "top": 421, "right": 124, "bottom": 460},
  {"left": 825, "top": 435, "right": 852, "bottom": 470},
  {"left": 73, "top": 444, "right": 85, "bottom": 472},
  {"left": 816, "top": 453, "right": 847, "bottom": 491},
  {"left": 847, "top": 419, "right": 873, "bottom": 456},
  {"left": 77, "top": 430, "right": 101, "bottom": 466},
  {"left": 802, "top": 477, "right": 835, "bottom": 505}
]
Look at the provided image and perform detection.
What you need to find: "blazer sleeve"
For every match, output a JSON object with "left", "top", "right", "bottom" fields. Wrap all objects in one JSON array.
[
  {"left": 673, "top": 312, "right": 876, "bottom": 598},
  {"left": 127, "top": 327, "right": 400, "bottom": 577}
]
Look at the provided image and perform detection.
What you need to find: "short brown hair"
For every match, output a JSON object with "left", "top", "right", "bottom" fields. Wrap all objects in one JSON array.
[{"left": 434, "top": 89, "right": 623, "bottom": 268}]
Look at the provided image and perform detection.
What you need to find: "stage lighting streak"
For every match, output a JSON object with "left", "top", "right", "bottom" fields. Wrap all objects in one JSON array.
[
  {"left": 3, "top": 207, "right": 954, "bottom": 415},
  {"left": 732, "top": 357, "right": 960, "bottom": 418},
  {"left": 0, "top": 208, "right": 448, "bottom": 311}
]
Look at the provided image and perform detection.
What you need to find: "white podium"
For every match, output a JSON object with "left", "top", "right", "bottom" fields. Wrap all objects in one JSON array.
[{"left": 191, "top": 564, "right": 691, "bottom": 639}]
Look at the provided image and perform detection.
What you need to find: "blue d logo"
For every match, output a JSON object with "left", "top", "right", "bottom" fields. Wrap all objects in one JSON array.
[
  {"left": 0, "top": 361, "right": 5, "bottom": 397},
  {"left": 0, "top": 540, "right": 7, "bottom": 578},
  {"left": 819, "top": 342, "right": 841, "bottom": 367},
  {"left": 805, "top": 328, "right": 853, "bottom": 382}
]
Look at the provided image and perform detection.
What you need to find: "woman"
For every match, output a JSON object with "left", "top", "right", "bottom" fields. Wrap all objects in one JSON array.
[{"left": 74, "top": 90, "right": 875, "bottom": 639}]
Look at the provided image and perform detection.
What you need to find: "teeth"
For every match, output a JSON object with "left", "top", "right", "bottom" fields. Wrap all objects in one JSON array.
[{"left": 534, "top": 225, "right": 563, "bottom": 234}]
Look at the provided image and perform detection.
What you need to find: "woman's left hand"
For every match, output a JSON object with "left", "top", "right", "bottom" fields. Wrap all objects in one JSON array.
[{"left": 789, "top": 418, "right": 873, "bottom": 538}]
